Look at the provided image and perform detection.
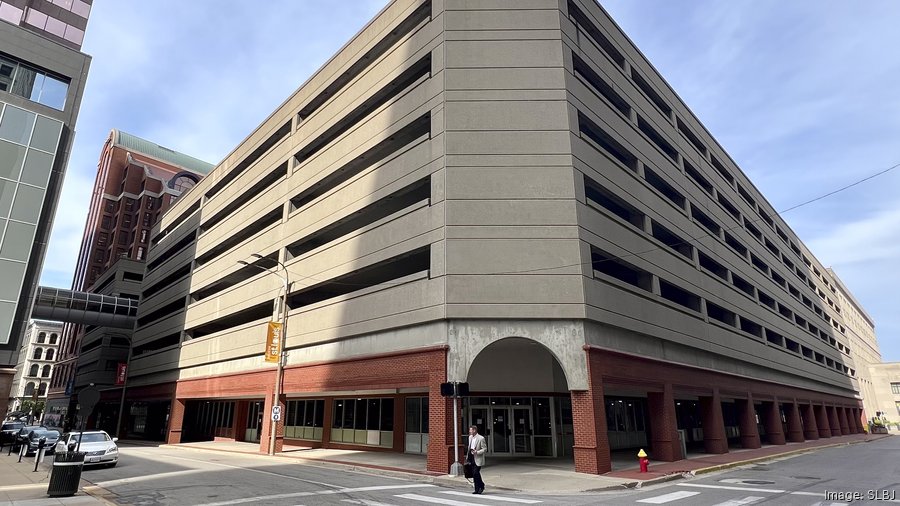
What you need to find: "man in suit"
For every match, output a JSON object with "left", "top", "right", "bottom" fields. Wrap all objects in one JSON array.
[{"left": 467, "top": 424, "right": 487, "bottom": 494}]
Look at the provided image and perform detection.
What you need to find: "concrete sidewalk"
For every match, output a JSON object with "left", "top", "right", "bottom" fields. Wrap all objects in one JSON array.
[
  {"left": 171, "top": 433, "right": 891, "bottom": 494},
  {"left": 0, "top": 444, "right": 106, "bottom": 505}
]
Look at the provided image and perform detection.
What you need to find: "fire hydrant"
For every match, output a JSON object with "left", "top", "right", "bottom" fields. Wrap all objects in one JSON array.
[{"left": 638, "top": 448, "right": 649, "bottom": 473}]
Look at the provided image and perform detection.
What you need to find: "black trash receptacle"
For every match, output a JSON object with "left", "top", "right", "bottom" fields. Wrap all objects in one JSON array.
[{"left": 47, "top": 452, "right": 85, "bottom": 497}]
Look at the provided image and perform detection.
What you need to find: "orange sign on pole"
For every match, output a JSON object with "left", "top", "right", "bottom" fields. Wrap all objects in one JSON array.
[{"left": 265, "top": 322, "right": 283, "bottom": 363}]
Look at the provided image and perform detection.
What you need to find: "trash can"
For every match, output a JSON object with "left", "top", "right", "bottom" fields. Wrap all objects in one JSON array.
[{"left": 47, "top": 452, "right": 85, "bottom": 497}]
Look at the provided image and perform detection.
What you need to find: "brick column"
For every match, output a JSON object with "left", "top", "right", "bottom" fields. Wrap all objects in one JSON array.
[
  {"left": 736, "top": 395, "right": 761, "bottom": 449},
  {"left": 648, "top": 383, "right": 682, "bottom": 461},
  {"left": 699, "top": 388, "right": 728, "bottom": 454},
  {"left": 762, "top": 401, "right": 785, "bottom": 445},
  {"left": 571, "top": 350, "right": 611, "bottom": 474},
  {"left": 815, "top": 404, "right": 831, "bottom": 438},
  {"left": 233, "top": 401, "right": 248, "bottom": 442},
  {"left": 167, "top": 397, "right": 185, "bottom": 444},
  {"left": 785, "top": 401, "right": 804, "bottom": 443},
  {"left": 426, "top": 353, "right": 452, "bottom": 474},
  {"left": 828, "top": 406, "right": 841, "bottom": 437},
  {"left": 838, "top": 407, "right": 850, "bottom": 436},
  {"left": 321, "top": 397, "right": 333, "bottom": 445},
  {"left": 260, "top": 385, "right": 286, "bottom": 453},
  {"left": 802, "top": 403, "right": 819, "bottom": 440}
]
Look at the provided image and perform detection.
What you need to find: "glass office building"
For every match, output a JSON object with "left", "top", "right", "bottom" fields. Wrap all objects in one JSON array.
[{"left": 0, "top": 7, "right": 90, "bottom": 399}]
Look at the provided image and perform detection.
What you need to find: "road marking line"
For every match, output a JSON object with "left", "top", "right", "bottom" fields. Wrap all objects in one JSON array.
[
  {"left": 342, "top": 500, "right": 397, "bottom": 506},
  {"left": 194, "top": 484, "right": 434, "bottom": 506},
  {"left": 791, "top": 491, "right": 826, "bottom": 496},
  {"left": 93, "top": 468, "right": 207, "bottom": 487},
  {"left": 711, "top": 497, "right": 765, "bottom": 506},
  {"left": 440, "top": 490, "right": 541, "bottom": 503},
  {"left": 164, "top": 453, "right": 345, "bottom": 489},
  {"left": 679, "top": 483, "right": 785, "bottom": 493},
  {"left": 636, "top": 490, "right": 702, "bottom": 504},
  {"left": 395, "top": 493, "right": 488, "bottom": 505}
]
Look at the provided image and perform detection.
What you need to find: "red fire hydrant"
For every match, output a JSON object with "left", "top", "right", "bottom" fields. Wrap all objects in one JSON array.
[{"left": 638, "top": 448, "right": 649, "bottom": 473}]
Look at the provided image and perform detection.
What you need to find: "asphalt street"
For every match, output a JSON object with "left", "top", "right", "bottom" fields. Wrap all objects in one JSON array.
[
  {"left": 600, "top": 435, "right": 900, "bottom": 505},
  {"left": 83, "top": 437, "right": 898, "bottom": 506}
]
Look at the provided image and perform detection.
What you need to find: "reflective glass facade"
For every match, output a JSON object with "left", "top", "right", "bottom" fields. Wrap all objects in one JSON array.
[{"left": 0, "top": 99, "right": 61, "bottom": 344}]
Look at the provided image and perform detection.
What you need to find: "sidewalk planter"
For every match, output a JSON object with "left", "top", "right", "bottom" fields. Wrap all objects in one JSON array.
[{"left": 47, "top": 452, "right": 85, "bottom": 497}]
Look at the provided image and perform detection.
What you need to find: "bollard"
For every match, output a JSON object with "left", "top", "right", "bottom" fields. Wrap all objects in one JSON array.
[
  {"left": 33, "top": 438, "right": 45, "bottom": 472},
  {"left": 18, "top": 441, "right": 25, "bottom": 463},
  {"left": 638, "top": 448, "right": 649, "bottom": 473}
]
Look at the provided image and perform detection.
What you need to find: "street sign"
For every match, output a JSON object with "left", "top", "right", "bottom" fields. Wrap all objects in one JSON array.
[
  {"left": 272, "top": 405, "right": 282, "bottom": 421},
  {"left": 439, "top": 382, "right": 470, "bottom": 397}
]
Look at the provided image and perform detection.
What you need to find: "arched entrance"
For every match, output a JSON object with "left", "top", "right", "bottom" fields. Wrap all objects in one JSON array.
[{"left": 464, "top": 337, "right": 571, "bottom": 459}]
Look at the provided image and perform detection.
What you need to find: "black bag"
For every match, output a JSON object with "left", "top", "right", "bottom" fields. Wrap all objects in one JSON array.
[{"left": 463, "top": 461, "right": 474, "bottom": 479}]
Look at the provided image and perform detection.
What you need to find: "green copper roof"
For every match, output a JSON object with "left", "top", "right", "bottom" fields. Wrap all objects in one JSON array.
[{"left": 112, "top": 130, "right": 215, "bottom": 175}]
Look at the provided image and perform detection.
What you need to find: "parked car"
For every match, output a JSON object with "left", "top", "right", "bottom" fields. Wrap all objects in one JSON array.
[
  {"left": 1, "top": 422, "right": 24, "bottom": 444},
  {"left": 55, "top": 431, "right": 118, "bottom": 467},
  {"left": 25, "top": 429, "right": 60, "bottom": 456},
  {"left": 14, "top": 425, "right": 46, "bottom": 445}
]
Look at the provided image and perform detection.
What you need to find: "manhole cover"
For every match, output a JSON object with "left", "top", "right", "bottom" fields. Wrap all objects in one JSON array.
[{"left": 791, "top": 476, "right": 820, "bottom": 480}]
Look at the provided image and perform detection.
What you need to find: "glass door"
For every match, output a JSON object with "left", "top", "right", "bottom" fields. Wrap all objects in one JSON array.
[
  {"left": 513, "top": 407, "right": 533, "bottom": 455},
  {"left": 246, "top": 401, "right": 263, "bottom": 443},
  {"left": 491, "top": 407, "right": 511, "bottom": 454}
]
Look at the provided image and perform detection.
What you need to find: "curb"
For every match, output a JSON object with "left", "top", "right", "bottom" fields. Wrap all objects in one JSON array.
[{"left": 82, "top": 483, "right": 118, "bottom": 505}]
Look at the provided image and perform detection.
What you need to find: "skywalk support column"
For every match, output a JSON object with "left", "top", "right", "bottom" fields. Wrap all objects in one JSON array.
[
  {"left": 572, "top": 350, "right": 611, "bottom": 474},
  {"left": 736, "top": 395, "right": 761, "bottom": 449},
  {"left": 762, "top": 400, "right": 785, "bottom": 445},
  {"left": 785, "top": 401, "right": 805, "bottom": 443},
  {"left": 815, "top": 404, "right": 831, "bottom": 438},
  {"left": 803, "top": 403, "right": 819, "bottom": 440},
  {"left": 838, "top": 407, "right": 850, "bottom": 435},
  {"left": 699, "top": 388, "right": 728, "bottom": 454},
  {"left": 828, "top": 406, "right": 841, "bottom": 437},
  {"left": 648, "top": 383, "right": 681, "bottom": 461}
]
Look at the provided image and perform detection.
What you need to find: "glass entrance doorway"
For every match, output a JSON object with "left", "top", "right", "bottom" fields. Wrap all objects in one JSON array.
[
  {"left": 469, "top": 405, "right": 533, "bottom": 456},
  {"left": 246, "top": 401, "right": 263, "bottom": 443}
]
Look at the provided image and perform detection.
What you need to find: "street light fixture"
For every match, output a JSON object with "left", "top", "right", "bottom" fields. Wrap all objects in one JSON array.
[{"left": 237, "top": 254, "right": 291, "bottom": 456}]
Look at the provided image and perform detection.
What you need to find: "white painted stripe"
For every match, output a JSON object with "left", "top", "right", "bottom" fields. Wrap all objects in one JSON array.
[
  {"left": 440, "top": 490, "right": 541, "bottom": 503},
  {"left": 636, "top": 490, "right": 702, "bottom": 504},
  {"left": 711, "top": 497, "right": 765, "bottom": 506},
  {"left": 165, "top": 454, "right": 345, "bottom": 489},
  {"left": 395, "top": 494, "right": 487, "bottom": 506},
  {"left": 342, "top": 500, "right": 397, "bottom": 506},
  {"left": 94, "top": 468, "right": 208, "bottom": 487},
  {"left": 790, "top": 491, "right": 826, "bottom": 497},
  {"left": 195, "top": 484, "right": 434, "bottom": 506},
  {"left": 679, "top": 483, "right": 785, "bottom": 494}
]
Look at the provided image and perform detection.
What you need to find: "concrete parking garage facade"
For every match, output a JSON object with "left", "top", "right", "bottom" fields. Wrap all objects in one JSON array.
[{"left": 128, "top": 0, "right": 866, "bottom": 474}]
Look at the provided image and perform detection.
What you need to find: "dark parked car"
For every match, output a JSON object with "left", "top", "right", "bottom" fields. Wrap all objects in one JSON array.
[
  {"left": 14, "top": 425, "right": 46, "bottom": 445},
  {"left": 1, "top": 422, "right": 24, "bottom": 444},
  {"left": 25, "top": 429, "right": 60, "bottom": 455}
]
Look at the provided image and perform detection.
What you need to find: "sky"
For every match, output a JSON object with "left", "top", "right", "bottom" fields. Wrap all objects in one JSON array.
[{"left": 39, "top": 1, "right": 900, "bottom": 360}]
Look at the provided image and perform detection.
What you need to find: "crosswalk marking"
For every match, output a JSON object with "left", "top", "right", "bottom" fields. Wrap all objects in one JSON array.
[
  {"left": 396, "top": 493, "right": 492, "bottom": 505},
  {"left": 711, "top": 497, "right": 765, "bottom": 506},
  {"left": 636, "top": 490, "right": 702, "bottom": 504},
  {"left": 678, "top": 482, "right": 826, "bottom": 497},
  {"left": 194, "top": 484, "right": 434, "bottom": 506},
  {"left": 440, "top": 490, "right": 542, "bottom": 503},
  {"left": 342, "top": 500, "right": 397, "bottom": 506},
  {"left": 679, "top": 483, "right": 785, "bottom": 494}
]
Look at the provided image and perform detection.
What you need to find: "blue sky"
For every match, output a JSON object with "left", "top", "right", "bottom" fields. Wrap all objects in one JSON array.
[{"left": 40, "top": 1, "right": 899, "bottom": 360}]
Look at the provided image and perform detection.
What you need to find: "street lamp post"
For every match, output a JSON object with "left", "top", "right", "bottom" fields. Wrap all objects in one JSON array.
[
  {"left": 114, "top": 337, "right": 132, "bottom": 440},
  {"left": 238, "top": 254, "right": 291, "bottom": 456}
]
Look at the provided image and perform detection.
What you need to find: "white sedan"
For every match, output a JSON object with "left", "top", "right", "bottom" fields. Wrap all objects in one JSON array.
[{"left": 55, "top": 431, "right": 119, "bottom": 467}]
